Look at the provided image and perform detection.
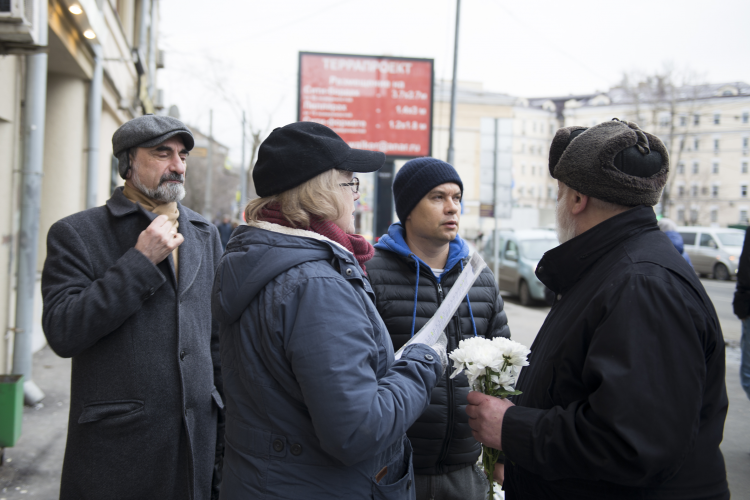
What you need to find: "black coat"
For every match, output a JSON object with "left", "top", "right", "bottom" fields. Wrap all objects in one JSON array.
[
  {"left": 41, "top": 188, "right": 225, "bottom": 500},
  {"left": 502, "top": 206, "right": 729, "bottom": 500},
  {"left": 732, "top": 227, "right": 750, "bottom": 318},
  {"left": 368, "top": 232, "right": 510, "bottom": 475}
]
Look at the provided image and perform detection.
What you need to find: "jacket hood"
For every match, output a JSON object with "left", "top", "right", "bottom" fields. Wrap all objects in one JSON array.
[
  {"left": 374, "top": 222, "right": 470, "bottom": 277},
  {"left": 374, "top": 222, "right": 477, "bottom": 339},
  {"left": 664, "top": 230, "right": 684, "bottom": 254},
  {"left": 213, "top": 221, "right": 356, "bottom": 325}
]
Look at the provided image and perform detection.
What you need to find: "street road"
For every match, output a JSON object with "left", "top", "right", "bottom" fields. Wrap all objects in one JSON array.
[{"left": 701, "top": 278, "right": 741, "bottom": 344}]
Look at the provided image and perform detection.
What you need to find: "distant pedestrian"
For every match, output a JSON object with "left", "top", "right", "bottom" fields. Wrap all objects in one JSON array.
[
  {"left": 42, "top": 115, "right": 225, "bottom": 500},
  {"left": 367, "top": 157, "right": 510, "bottom": 499},
  {"left": 658, "top": 217, "right": 693, "bottom": 267},
  {"left": 216, "top": 214, "right": 233, "bottom": 250},
  {"left": 466, "top": 119, "right": 729, "bottom": 499},
  {"left": 212, "top": 122, "right": 446, "bottom": 499},
  {"left": 733, "top": 226, "right": 750, "bottom": 401}
]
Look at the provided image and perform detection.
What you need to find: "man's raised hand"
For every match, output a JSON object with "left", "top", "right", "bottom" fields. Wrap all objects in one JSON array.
[{"left": 135, "top": 215, "right": 183, "bottom": 264}]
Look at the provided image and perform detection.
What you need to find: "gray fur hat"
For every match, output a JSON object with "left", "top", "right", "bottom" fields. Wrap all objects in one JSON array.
[
  {"left": 112, "top": 114, "right": 194, "bottom": 179},
  {"left": 548, "top": 118, "right": 669, "bottom": 207}
]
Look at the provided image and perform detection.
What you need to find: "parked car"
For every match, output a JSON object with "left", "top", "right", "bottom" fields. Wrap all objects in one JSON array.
[
  {"left": 480, "top": 229, "right": 559, "bottom": 306},
  {"left": 676, "top": 226, "right": 745, "bottom": 280}
]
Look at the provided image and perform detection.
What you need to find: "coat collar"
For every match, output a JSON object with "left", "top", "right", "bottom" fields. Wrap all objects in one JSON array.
[
  {"left": 106, "top": 187, "right": 210, "bottom": 296},
  {"left": 536, "top": 205, "right": 658, "bottom": 294}
]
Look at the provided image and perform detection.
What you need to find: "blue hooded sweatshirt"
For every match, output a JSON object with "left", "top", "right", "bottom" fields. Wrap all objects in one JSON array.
[{"left": 374, "top": 223, "right": 478, "bottom": 338}]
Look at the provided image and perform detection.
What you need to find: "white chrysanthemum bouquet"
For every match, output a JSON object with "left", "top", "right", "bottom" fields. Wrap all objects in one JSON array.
[{"left": 450, "top": 337, "right": 530, "bottom": 499}]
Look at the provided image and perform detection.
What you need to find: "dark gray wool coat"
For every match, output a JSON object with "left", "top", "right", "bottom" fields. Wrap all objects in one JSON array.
[{"left": 41, "top": 187, "right": 225, "bottom": 500}]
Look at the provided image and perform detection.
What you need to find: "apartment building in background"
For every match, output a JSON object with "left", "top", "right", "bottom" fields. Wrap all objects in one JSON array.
[{"left": 560, "top": 82, "right": 750, "bottom": 227}]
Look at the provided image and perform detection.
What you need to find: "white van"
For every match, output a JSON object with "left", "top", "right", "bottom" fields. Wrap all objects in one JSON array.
[{"left": 676, "top": 227, "right": 745, "bottom": 280}]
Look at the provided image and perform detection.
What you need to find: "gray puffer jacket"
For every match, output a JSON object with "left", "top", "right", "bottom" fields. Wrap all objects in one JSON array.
[{"left": 212, "top": 221, "right": 442, "bottom": 500}]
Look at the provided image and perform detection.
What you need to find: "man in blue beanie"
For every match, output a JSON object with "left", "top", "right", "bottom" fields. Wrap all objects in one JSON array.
[{"left": 367, "top": 157, "right": 511, "bottom": 499}]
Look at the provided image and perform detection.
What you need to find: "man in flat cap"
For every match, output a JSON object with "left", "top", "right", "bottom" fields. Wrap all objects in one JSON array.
[
  {"left": 42, "top": 115, "right": 225, "bottom": 500},
  {"left": 466, "top": 119, "right": 729, "bottom": 499}
]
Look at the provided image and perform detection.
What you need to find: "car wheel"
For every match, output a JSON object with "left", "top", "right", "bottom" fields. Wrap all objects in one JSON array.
[
  {"left": 519, "top": 280, "right": 532, "bottom": 307},
  {"left": 713, "top": 263, "right": 730, "bottom": 281}
]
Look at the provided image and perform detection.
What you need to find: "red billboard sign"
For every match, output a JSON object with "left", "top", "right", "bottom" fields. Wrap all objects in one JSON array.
[{"left": 298, "top": 52, "right": 433, "bottom": 158}]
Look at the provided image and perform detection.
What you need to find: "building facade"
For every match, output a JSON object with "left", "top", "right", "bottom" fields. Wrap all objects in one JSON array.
[{"left": 0, "top": 0, "right": 162, "bottom": 377}]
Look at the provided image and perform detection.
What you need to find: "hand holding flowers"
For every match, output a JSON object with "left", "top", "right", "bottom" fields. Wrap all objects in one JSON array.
[{"left": 451, "top": 337, "right": 530, "bottom": 499}]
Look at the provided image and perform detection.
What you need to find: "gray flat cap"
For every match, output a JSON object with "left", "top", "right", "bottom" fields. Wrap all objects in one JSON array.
[
  {"left": 112, "top": 114, "right": 194, "bottom": 178},
  {"left": 548, "top": 118, "right": 669, "bottom": 207}
]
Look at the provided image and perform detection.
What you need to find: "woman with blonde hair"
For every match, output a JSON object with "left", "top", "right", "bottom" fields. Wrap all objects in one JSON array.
[{"left": 212, "top": 122, "right": 447, "bottom": 499}]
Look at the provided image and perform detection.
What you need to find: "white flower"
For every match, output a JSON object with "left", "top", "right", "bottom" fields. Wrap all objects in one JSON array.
[{"left": 449, "top": 336, "right": 530, "bottom": 393}]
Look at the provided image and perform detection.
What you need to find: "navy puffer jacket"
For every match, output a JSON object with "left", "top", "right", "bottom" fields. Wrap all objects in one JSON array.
[
  {"left": 212, "top": 221, "right": 442, "bottom": 499},
  {"left": 368, "top": 224, "right": 511, "bottom": 475}
]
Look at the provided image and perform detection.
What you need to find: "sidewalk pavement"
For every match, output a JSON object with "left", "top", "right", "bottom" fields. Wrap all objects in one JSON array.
[
  {"left": 1, "top": 334, "right": 748, "bottom": 499},
  {"left": 0, "top": 346, "right": 69, "bottom": 499}
]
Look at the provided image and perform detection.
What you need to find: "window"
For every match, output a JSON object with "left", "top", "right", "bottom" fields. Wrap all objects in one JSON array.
[
  {"left": 548, "top": 186, "right": 554, "bottom": 199},
  {"left": 690, "top": 209, "right": 699, "bottom": 223},
  {"left": 505, "top": 240, "right": 519, "bottom": 261},
  {"left": 693, "top": 138, "right": 699, "bottom": 150},
  {"left": 710, "top": 209, "right": 718, "bottom": 223},
  {"left": 712, "top": 161, "right": 719, "bottom": 174},
  {"left": 679, "top": 230, "right": 695, "bottom": 244},
  {"left": 700, "top": 233, "right": 717, "bottom": 248},
  {"left": 714, "top": 113, "right": 721, "bottom": 125},
  {"left": 691, "top": 185, "right": 699, "bottom": 197},
  {"left": 743, "top": 112, "right": 749, "bottom": 124},
  {"left": 678, "top": 185, "right": 685, "bottom": 197},
  {"left": 742, "top": 185, "right": 748, "bottom": 198},
  {"left": 531, "top": 165, "right": 536, "bottom": 176},
  {"left": 679, "top": 138, "right": 685, "bottom": 151},
  {"left": 743, "top": 137, "right": 749, "bottom": 149},
  {"left": 677, "top": 162, "right": 685, "bottom": 174},
  {"left": 679, "top": 116, "right": 687, "bottom": 127},
  {"left": 712, "top": 185, "right": 719, "bottom": 198},
  {"left": 741, "top": 210, "right": 749, "bottom": 224},
  {"left": 694, "top": 114, "right": 700, "bottom": 126},
  {"left": 659, "top": 114, "right": 671, "bottom": 127},
  {"left": 714, "top": 139, "right": 720, "bottom": 152},
  {"left": 702, "top": 186, "right": 709, "bottom": 195},
  {"left": 692, "top": 161, "right": 699, "bottom": 174},
  {"left": 521, "top": 164, "right": 525, "bottom": 175},
  {"left": 743, "top": 161, "right": 749, "bottom": 174}
]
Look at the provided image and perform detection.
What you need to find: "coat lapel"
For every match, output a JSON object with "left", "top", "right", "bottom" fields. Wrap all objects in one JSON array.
[{"left": 177, "top": 206, "right": 209, "bottom": 298}]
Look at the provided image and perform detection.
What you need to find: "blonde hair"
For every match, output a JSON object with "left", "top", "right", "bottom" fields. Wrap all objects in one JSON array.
[{"left": 245, "top": 169, "right": 348, "bottom": 228}]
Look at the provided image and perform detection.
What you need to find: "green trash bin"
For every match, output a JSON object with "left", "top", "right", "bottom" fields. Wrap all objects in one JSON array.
[{"left": 0, "top": 375, "right": 23, "bottom": 448}]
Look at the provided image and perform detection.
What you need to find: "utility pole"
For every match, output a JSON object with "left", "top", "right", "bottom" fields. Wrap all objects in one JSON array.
[
  {"left": 240, "top": 111, "right": 247, "bottom": 216},
  {"left": 492, "top": 118, "right": 500, "bottom": 280},
  {"left": 203, "top": 110, "right": 214, "bottom": 220},
  {"left": 446, "top": 0, "right": 461, "bottom": 165}
]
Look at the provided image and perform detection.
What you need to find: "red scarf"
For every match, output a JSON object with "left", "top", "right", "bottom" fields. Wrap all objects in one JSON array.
[{"left": 258, "top": 204, "right": 375, "bottom": 273}]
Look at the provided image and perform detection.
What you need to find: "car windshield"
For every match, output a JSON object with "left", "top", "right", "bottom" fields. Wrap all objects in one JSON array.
[
  {"left": 519, "top": 239, "right": 558, "bottom": 260},
  {"left": 717, "top": 232, "right": 746, "bottom": 247}
]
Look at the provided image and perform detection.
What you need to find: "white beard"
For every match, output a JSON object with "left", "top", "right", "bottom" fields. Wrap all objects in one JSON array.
[
  {"left": 131, "top": 170, "right": 186, "bottom": 203},
  {"left": 555, "top": 193, "right": 577, "bottom": 244}
]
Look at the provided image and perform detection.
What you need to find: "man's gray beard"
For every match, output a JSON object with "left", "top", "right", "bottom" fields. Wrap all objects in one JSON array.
[
  {"left": 131, "top": 171, "right": 185, "bottom": 203},
  {"left": 555, "top": 195, "right": 577, "bottom": 244}
]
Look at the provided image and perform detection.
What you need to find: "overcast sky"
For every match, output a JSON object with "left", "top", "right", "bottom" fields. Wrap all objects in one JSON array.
[{"left": 159, "top": 0, "right": 750, "bottom": 163}]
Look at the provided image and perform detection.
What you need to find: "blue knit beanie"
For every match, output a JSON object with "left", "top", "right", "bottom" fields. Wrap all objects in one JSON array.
[{"left": 393, "top": 157, "right": 463, "bottom": 223}]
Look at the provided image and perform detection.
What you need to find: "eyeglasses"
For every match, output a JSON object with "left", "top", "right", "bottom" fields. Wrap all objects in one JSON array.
[{"left": 339, "top": 177, "right": 359, "bottom": 194}]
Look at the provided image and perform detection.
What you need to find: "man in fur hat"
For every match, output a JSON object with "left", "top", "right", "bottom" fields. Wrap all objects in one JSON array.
[{"left": 466, "top": 119, "right": 729, "bottom": 499}]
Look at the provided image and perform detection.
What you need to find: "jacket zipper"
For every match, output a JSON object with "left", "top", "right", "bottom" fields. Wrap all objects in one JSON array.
[{"left": 434, "top": 280, "right": 455, "bottom": 470}]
